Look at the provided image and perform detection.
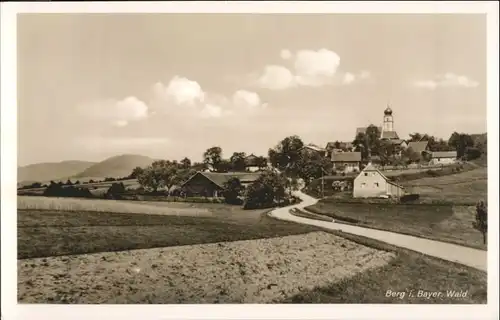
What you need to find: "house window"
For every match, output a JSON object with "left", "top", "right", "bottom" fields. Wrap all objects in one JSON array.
[
  {"left": 374, "top": 182, "right": 379, "bottom": 187},
  {"left": 364, "top": 173, "right": 368, "bottom": 176}
]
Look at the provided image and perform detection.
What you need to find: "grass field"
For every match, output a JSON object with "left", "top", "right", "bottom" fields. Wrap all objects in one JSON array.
[
  {"left": 403, "top": 167, "right": 487, "bottom": 204},
  {"left": 17, "top": 204, "right": 319, "bottom": 259},
  {"left": 285, "top": 231, "right": 487, "bottom": 304},
  {"left": 306, "top": 201, "right": 486, "bottom": 250},
  {"left": 18, "top": 196, "right": 215, "bottom": 216},
  {"left": 17, "top": 199, "right": 487, "bottom": 303}
]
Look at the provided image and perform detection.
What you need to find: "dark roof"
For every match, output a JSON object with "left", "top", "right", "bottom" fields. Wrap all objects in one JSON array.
[
  {"left": 300, "top": 144, "right": 325, "bottom": 153},
  {"left": 331, "top": 152, "right": 362, "bottom": 162},
  {"left": 181, "top": 171, "right": 262, "bottom": 188},
  {"left": 381, "top": 131, "right": 399, "bottom": 140},
  {"left": 386, "top": 139, "right": 406, "bottom": 145},
  {"left": 356, "top": 127, "right": 383, "bottom": 139},
  {"left": 325, "top": 142, "right": 353, "bottom": 151},
  {"left": 432, "top": 151, "right": 457, "bottom": 159},
  {"left": 407, "top": 141, "right": 429, "bottom": 154},
  {"left": 244, "top": 154, "right": 259, "bottom": 166},
  {"left": 356, "top": 127, "right": 382, "bottom": 135}
]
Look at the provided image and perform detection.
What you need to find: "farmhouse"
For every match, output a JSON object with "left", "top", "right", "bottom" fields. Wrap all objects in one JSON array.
[
  {"left": 244, "top": 154, "right": 261, "bottom": 172},
  {"left": 429, "top": 151, "right": 457, "bottom": 165},
  {"left": 331, "top": 152, "right": 362, "bottom": 173},
  {"left": 181, "top": 171, "right": 261, "bottom": 197},
  {"left": 353, "top": 163, "right": 405, "bottom": 198}
]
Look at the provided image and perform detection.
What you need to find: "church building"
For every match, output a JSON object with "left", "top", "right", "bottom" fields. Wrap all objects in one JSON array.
[{"left": 380, "top": 105, "right": 400, "bottom": 140}]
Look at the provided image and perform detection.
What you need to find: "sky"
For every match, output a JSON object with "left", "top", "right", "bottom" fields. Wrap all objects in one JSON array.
[{"left": 17, "top": 13, "right": 487, "bottom": 166}]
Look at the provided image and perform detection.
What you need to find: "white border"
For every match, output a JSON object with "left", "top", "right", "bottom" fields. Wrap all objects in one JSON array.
[{"left": 1, "top": 2, "right": 498, "bottom": 320}]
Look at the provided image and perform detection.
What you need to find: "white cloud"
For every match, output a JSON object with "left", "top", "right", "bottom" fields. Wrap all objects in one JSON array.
[
  {"left": 257, "top": 65, "right": 296, "bottom": 90},
  {"left": 414, "top": 73, "right": 479, "bottom": 89},
  {"left": 342, "top": 72, "right": 356, "bottom": 84},
  {"left": 156, "top": 76, "right": 205, "bottom": 105},
  {"left": 152, "top": 76, "right": 268, "bottom": 119},
  {"left": 255, "top": 48, "right": 369, "bottom": 90},
  {"left": 200, "top": 104, "right": 223, "bottom": 118},
  {"left": 280, "top": 49, "right": 292, "bottom": 60},
  {"left": 232, "top": 90, "right": 260, "bottom": 109},
  {"left": 342, "top": 70, "right": 372, "bottom": 85},
  {"left": 79, "top": 96, "right": 149, "bottom": 127},
  {"left": 293, "top": 49, "right": 340, "bottom": 86}
]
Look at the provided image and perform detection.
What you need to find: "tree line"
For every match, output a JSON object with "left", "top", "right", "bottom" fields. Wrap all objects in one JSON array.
[{"left": 351, "top": 126, "right": 486, "bottom": 165}]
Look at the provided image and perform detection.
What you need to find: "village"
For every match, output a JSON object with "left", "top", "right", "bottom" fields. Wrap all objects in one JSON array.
[{"left": 179, "top": 106, "right": 463, "bottom": 201}]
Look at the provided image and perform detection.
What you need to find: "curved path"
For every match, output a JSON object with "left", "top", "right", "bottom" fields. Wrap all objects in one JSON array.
[{"left": 269, "top": 191, "right": 487, "bottom": 272}]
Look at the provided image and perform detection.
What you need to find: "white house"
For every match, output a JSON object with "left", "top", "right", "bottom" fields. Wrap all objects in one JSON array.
[
  {"left": 429, "top": 151, "right": 457, "bottom": 165},
  {"left": 353, "top": 163, "right": 405, "bottom": 198}
]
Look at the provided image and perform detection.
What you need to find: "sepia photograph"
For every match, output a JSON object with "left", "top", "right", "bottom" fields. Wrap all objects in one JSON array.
[{"left": 1, "top": 2, "right": 499, "bottom": 320}]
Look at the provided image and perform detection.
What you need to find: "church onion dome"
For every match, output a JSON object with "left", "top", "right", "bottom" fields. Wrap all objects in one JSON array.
[{"left": 384, "top": 106, "right": 393, "bottom": 115}]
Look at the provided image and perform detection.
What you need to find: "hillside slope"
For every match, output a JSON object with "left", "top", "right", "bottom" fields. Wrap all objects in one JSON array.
[
  {"left": 74, "top": 154, "right": 155, "bottom": 179},
  {"left": 18, "top": 160, "right": 95, "bottom": 184}
]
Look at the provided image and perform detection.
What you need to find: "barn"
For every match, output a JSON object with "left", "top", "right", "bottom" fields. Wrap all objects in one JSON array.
[
  {"left": 353, "top": 163, "right": 405, "bottom": 198},
  {"left": 429, "top": 151, "right": 457, "bottom": 165},
  {"left": 181, "top": 171, "right": 262, "bottom": 197}
]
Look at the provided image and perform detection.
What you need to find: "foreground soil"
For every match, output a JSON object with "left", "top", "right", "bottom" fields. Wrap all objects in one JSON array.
[{"left": 18, "top": 232, "right": 395, "bottom": 303}]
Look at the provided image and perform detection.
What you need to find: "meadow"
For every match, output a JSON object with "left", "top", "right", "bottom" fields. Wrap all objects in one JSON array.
[
  {"left": 305, "top": 167, "right": 488, "bottom": 250},
  {"left": 402, "top": 167, "right": 487, "bottom": 204},
  {"left": 17, "top": 197, "right": 487, "bottom": 304}
]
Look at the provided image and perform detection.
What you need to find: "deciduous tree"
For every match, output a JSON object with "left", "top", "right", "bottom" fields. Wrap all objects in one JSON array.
[
  {"left": 230, "top": 152, "right": 247, "bottom": 172},
  {"left": 473, "top": 201, "right": 487, "bottom": 245},
  {"left": 203, "top": 146, "right": 223, "bottom": 172},
  {"left": 268, "top": 135, "right": 304, "bottom": 176}
]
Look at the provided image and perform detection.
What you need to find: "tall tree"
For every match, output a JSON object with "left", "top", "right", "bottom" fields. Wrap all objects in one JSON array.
[
  {"left": 230, "top": 152, "right": 247, "bottom": 172},
  {"left": 296, "top": 151, "right": 332, "bottom": 185},
  {"left": 365, "top": 125, "right": 382, "bottom": 156},
  {"left": 129, "top": 166, "right": 145, "bottom": 179},
  {"left": 244, "top": 170, "right": 287, "bottom": 209},
  {"left": 203, "top": 146, "right": 223, "bottom": 172},
  {"left": 268, "top": 135, "right": 304, "bottom": 176},
  {"left": 222, "top": 177, "right": 243, "bottom": 204},
  {"left": 378, "top": 141, "right": 397, "bottom": 165},
  {"left": 180, "top": 157, "right": 192, "bottom": 169},
  {"left": 255, "top": 156, "right": 268, "bottom": 170},
  {"left": 448, "top": 132, "right": 474, "bottom": 158},
  {"left": 216, "top": 159, "right": 233, "bottom": 173},
  {"left": 473, "top": 201, "right": 487, "bottom": 245},
  {"left": 353, "top": 132, "right": 369, "bottom": 160},
  {"left": 137, "top": 160, "right": 180, "bottom": 193}
]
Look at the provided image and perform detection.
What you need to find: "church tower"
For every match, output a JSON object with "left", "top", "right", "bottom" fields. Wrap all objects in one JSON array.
[{"left": 383, "top": 105, "right": 394, "bottom": 132}]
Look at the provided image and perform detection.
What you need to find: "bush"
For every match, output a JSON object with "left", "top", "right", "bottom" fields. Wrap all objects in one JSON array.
[
  {"left": 43, "top": 183, "right": 93, "bottom": 199},
  {"left": 400, "top": 194, "right": 420, "bottom": 203},
  {"left": 426, "top": 169, "right": 440, "bottom": 177},
  {"left": 105, "top": 183, "right": 126, "bottom": 199}
]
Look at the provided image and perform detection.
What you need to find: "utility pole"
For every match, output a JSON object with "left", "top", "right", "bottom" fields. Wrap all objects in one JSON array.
[{"left": 321, "top": 167, "right": 328, "bottom": 199}]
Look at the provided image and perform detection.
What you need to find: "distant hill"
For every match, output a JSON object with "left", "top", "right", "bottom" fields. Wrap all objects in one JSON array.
[
  {"left": 18, "top": 160, "right": 96, "bottom": 184},
  {"left": 74, "top": 154, "right": 155, "bottom": 179}
]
